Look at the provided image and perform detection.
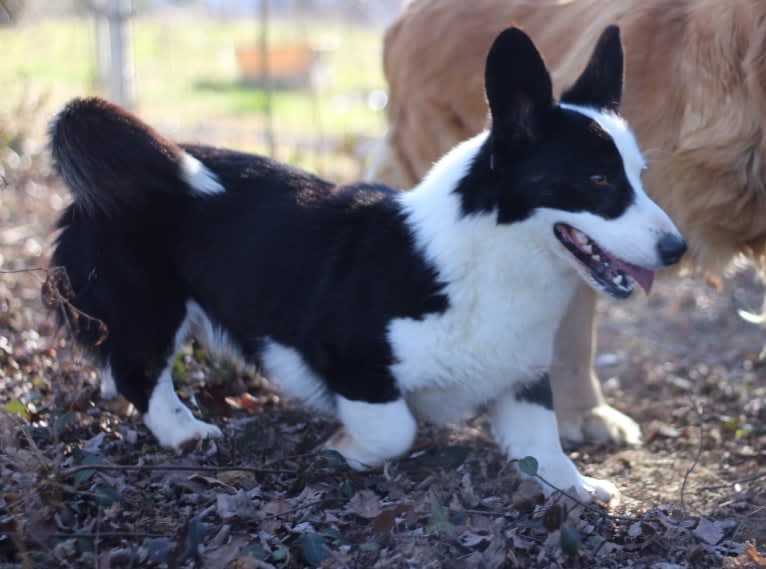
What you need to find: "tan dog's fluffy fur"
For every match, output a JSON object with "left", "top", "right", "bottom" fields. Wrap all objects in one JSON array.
[
  {"left": 368, "top": 0, "right": 766, "bottom": 445},
  {"left": 374, "top": 0, "right": 766, "bottom": 271}
]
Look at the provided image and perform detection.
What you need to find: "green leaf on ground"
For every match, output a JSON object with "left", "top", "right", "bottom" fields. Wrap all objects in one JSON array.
[
  {"left": 94, "top": 484, "right": 121, "bottom": 507},
  {"left": 426, "top": 505, "right": 455, "bottom": 536},
  {"left": 239, "top": 543, "right": 269, "bottom": 561},
  {"left": 300, "top": 533, "right": 329, "bottom": 567},
  {"left": 73, "top": 454, "right": 102, "bottom": 488},
  {"left": 560, "top": 526, "right": 581, "bottom": 555},
  {"left": 4, "top": 399, "right": 28, "bottom": 420},
  {"left": 518, "top": 456, "right": 539, "bottom": 477}
]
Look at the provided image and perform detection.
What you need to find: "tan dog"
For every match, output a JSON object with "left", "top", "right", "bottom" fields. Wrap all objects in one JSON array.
[{"left": 368, "top": 0, "right": 766, "bottom": 446}]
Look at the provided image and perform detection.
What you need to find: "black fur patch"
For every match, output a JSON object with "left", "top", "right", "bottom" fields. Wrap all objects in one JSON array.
[
  {"left": 49, "top": 97, "right": 184, "bottom": 216},
  {"left": 515, "top": 372, "right": 553, "bottom": 410},
  {"left": 174, "top": 145, "right": 450, "bottom": 403},
  {"left": 455, "top": 24, "right": 633, "bottom": 224},
  {"left": 454, "top": 112, "right": 636, "bottom": 223},
  {"left": 49, "top": 99, "right": 449, "bottom": 411},
  {"left": 560, "top": 26, "right": 623, "bottom": 112}
]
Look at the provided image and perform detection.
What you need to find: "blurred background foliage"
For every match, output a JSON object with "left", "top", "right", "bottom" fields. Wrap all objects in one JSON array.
[{"left": 0, "top": 0, "right": 399, "bottom": 181}]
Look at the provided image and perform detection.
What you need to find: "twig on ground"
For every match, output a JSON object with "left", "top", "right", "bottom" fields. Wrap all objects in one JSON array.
[
  {"left": 509, "top": 457, "right": 641, "bottom": 524},
  {"left": 261, "top": 451, "right": 316, "bottom": 468},
  {"left": 93, "top": 505, "right": 101, "bottom": 569},
  {"left": 49, "top": 531, "right": 168, "bottom": 539},
  {"left": 462, "top": 508, "right": 511, "bottom": 517},
  {"left": 38, "top": 497, "right": 345, "bottom": 546},
  {"left": 533, "top": 471, "right": 642, "bottom": 524},
  {"left": 1, "top": 265, "right": 110, "bottom": 347},
  {"left": 41, "top": 266, "right": 109, "bottom": 346},
  {"left": 59, "top": 463, "right": 298, "bottom": 478},
  {"left": 262, "top": 496, "right": 345, "bottom": 520},
  {"left": 680, "top": 398, "right": 704, "bottom": 514},
  {"left": 0, "top": 267, "right": 49, "bottom": 275},
  {"left": 699, "top": 470, "right": 766, "bottom": 491}
]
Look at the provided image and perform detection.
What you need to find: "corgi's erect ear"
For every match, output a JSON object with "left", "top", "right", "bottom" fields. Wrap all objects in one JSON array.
[
  {"left": 484, "top": 27, "right": 553, "bottom": 149},
  {"left": 560, "top": 25, "right": 623, "bottom": 111}
]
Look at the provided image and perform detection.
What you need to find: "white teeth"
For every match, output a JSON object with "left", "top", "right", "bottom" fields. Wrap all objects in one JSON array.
[
  {"left": 592, "top": 254, "right": 601, "bottom": 262},
  {"left": 614, "top": 274, "right": 631, "bottom": 289},
  {"left": 583, "top": 244, "right": 593, "bottom": 254},
  {"left": 574, "top": 230, "right": 588, "bottom": 245}
]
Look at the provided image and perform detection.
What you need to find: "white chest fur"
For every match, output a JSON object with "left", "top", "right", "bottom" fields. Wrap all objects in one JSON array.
[
  {"left": 388, "top": 134, "right": 578, "bottom": 423},
  {"left": 389, "top": 255, "right": 576, "bottom": 423}
]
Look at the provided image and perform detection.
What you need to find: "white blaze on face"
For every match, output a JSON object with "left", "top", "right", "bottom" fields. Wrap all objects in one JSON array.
[{"left": 550, "top": 103, "right": 683, "bottom": 269}]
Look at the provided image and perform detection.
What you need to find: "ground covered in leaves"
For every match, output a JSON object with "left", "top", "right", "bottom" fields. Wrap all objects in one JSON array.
[{"left": 1, "top": 135, "right": 765, "bottom": 569}]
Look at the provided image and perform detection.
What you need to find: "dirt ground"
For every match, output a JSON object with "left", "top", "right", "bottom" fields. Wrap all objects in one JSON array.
[{"left": 0, "top": 140, "right": 765, "bottom": 569}]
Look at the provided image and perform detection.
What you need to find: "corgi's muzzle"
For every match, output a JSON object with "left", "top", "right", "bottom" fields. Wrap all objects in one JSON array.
[
  {"left": 553, "top": 222, "right": 685, "bottom": 299},
  {"left": 553, "top": 223, "right": 645, "bottom": 298}
]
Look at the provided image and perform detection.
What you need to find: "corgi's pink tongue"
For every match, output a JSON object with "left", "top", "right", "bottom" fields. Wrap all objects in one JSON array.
[{"left": 615, "top": 260, "right": 655, "bottom": 294}]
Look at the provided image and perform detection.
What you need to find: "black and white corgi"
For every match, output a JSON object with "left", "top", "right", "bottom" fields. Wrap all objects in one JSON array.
[{"left": 47, "top": 26, "right": 685, "bottom": 502}]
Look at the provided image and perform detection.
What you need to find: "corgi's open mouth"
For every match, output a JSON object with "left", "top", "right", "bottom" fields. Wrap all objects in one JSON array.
[{"left": 554, "top": 223, "right": 654, "bottom": 299}]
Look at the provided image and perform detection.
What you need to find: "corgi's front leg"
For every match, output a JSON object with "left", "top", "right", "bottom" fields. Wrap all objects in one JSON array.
[{"left": 490, "top": 373, "right": 618, "bottom": 503}]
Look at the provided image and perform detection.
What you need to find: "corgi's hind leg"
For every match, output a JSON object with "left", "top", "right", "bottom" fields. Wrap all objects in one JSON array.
[
  {"left": 143, "top": 368, "right": 223, "bottom": 448},
  {"left": 324, "top": 396, "right": 416, "bottom": 471},
  {"left": 106, "top": 352, "right": 223, "bottom": 449},
  {"left": 105, "top": 302, "right": 223, "bottom": 449}
]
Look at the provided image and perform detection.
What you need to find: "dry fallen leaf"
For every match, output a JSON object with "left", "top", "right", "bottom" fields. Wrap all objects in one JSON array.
[
  {"left": 348, "top": 490, "right": 382, "bottom": 519},
  {"left": 189, "top": 473, "right": 233, "bottom": 490},
  {"left": 692, "top": 517, "right": 724, "bottom": 546},
  {"left": 459, "top": 530, "right": 491, "bottom": 548},
  {"left": 216, "top": 490, "right": 257, "bottom": 521},
  {"left": 746, "top": 542, "right": 766, "bottom": 567},
  {"left": 262, "top": 497, "right": 291, "bottom": 516}
]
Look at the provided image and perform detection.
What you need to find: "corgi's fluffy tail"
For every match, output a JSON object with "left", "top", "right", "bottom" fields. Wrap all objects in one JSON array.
[{"left": 49, "top": 97, "right": 221, "bottom": 216}]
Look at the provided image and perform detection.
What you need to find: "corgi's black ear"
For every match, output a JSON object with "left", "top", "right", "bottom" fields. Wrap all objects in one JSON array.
[
  {"left": 485, "top": 27, "right": 553, "bottom": 148},
  {"left": 560, "top": 25, "right": 623, "bottom": 111}
]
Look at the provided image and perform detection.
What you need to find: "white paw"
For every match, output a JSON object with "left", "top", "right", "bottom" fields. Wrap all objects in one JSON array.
[
  {"left": 322, "top": 428, "right": 381, "bottom": 471},
  {"left": 579, "top": 475, "right": 619, "bottom": 503},
  {"left": 519, "top": 453, "right": 619, "bottom": 504},
  {"left": 147, "top": 413, "right": 223, "bottom": 449},
  {"left": 143, "top": 376, "right": 222, "bottom": 449},
  {"left": 557, "top": 404, "right": 642, "bottom": 447}
]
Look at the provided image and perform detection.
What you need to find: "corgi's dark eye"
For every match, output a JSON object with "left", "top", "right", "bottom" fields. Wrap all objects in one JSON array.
[{"left": 590, "top": 175, "right": 608, "bottom": 186}]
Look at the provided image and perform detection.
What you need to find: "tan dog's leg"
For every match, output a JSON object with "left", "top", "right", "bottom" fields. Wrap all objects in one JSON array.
[{"left": 552, "top": 282, "right": 642, "bottom": 446}]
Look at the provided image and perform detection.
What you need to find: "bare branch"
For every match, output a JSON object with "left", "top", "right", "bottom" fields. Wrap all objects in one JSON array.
[
  {"left": 680, "top": 398, "right": 704, "bottom": 514},
  {"left": 699, "top": 471, "right": 766, "bottom": 492},
  {"left": 60, "top": 462, "right": 297, "bottom": 478}
]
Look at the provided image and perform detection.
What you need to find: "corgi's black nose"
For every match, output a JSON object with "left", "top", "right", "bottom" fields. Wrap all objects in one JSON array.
[{"left": 657, "top": 233, "right": 686, "bottom": 266}]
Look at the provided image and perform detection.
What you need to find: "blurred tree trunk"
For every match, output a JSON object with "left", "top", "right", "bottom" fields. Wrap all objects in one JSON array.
[
  {"left": 93, "top": 0, "right": 135, "bottom": 109},
  {"left": 259, "top": 0, "right": 276, "bottom": 158},
  {"left": 0, "top": 0, "right": 23, "bottom": 25}
]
